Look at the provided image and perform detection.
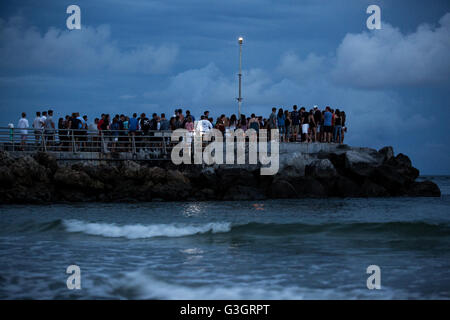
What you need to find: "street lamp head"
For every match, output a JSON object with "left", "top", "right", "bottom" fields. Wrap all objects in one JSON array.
[{"left": 238, "top": 37, "right": 243, "bottom": 44}]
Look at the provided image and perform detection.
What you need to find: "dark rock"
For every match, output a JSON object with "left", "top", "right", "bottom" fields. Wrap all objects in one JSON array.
[
  {"left": 145, "top": 166, "right": 167, "bottom": 183},
  {"left": 197, "top": 188, "right": 216, "bottom": 200},
  {"left": 277, "top": 164, "right": 304, "bottom": 180},
  {"left": 216, "top": 167, "right": 258, "bottom": 189},
  {"left": 305, "top": 159, "right": 338, "bottom": 178},
  {"left": 371, "top": 165, "right": 408, "bottom": 195},
  {"left": 151, "top": 169, "right": 191, "bottom": 200},
  {"left": 331, "top": 176, "right": 362, "bottom": 197},
  {"left": 0, "top": 149, "right": 441, "bottom": 203},
  {"left": 360, "top": 179, "right": 388, "bottom": 197},
  {"left": 269, "top": 179, "right": 297, "bottom": 198},
  {"left": 324, "top": 152, "right": 346, "bottom": 172},
  {"left": 119, "top": 161, "right": 141, "bottom": 180},
  {"left": 53, "top": 167, "right": 104, "bottom": 191},
  {"left": 10, "top": 156, "right": 49, "bottom": 185},
  {"left": 33, "top": 152, "right": 58, "bottom": 174},
  {"left": 378, "top": 146, "right": 394, "bottom": 163},
  {"left": 384, "top": 153, "right": 419, "bottom": 183},
  {"left": 346, "top": 163, "right": 376, "bottom": 184},
  {"left": 291, "top": 177, "right": 327, "bottom": 198},
  {"left": 186, "top": 167, "right": 218, "bottom": 191},
  {"left": 336, "top": 144, "right": 351, "bottom": 150},
  {"left": 0, "top": 151, "right": 14, "bottom": 166},
  {"left": 0, "top": 165, "right": 14, "bottom": 185},
  {"left": 344, "top": 149, "right": 384, "bottom": 169},
  {"left": 407, "top": 181, "right": 441, "bottom": 197},
  {"left": 224, "top": 185, "right": 266, "bottom": 200},
  {"left": 390, "top": 153, "right": 412, "bottom": 168}
]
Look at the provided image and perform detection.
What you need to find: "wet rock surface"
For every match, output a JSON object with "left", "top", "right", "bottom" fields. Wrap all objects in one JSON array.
[{"left": 0, "top": 147, "right": 441, "bottom": 203}]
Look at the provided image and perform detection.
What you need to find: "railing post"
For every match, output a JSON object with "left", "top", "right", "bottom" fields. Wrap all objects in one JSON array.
[
  {"left": 101, "top": 131, "right": 106, "bottom": 153},
  {"left": 71, "top": 130, "right": 76, "bottom": 153},
  {"left": 11, "top": 128, "right": 15, "bottom": 152},
  {"left": 132, "top": 134, "right": 136, "bottom": 154},
  {"left": 162, "top": 131, "right": 167, "bottom": 156},
  {"left": 42, "top": 130, "right": 47, "bottom": 152}
]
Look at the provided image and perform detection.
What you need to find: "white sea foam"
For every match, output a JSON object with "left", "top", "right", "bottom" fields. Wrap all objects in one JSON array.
[
  {"left": 63, "top": 219, "right": 232, "bottom": 239},
  {"left": 89, "top": 269, "right": 405, "bottom": 300}
]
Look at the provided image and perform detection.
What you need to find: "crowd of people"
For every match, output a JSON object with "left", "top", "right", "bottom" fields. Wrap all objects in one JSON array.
[{"left": 13, "top": 105, "right": 347, "bottom": 150}]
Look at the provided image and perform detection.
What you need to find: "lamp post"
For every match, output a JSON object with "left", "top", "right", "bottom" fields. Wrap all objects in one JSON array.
[{"left": 237, "top": 37, "right": 243, "bottom": 118}]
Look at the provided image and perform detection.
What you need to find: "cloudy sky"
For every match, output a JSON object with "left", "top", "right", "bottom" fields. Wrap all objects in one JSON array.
[{"left": 0, "top": 0, "right": 449, "bottom": 174}]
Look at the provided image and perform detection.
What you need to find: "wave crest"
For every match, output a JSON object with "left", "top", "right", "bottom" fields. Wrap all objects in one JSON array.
[{"left": 63, "top": 219, "right": 232, "bottom": 239}]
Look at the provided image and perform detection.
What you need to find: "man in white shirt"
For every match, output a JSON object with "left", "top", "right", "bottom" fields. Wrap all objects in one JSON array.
[
  {"left": 44, "top": 110, "right": 56, "bottom": 145},
  {"left": 40, "top": 111, "right": 47, "bottom": 125},
  {"left": 195, "top": 115, "right": 212, "bottom": 137},
  {"left": 201, "top": 115, "right": 213, "bottom": 132},
  {"left": 18, "top": 112, "right": 29, "bottom": 150},
  {"left": 32, "top": 111, "right": 43, "bottom": 145}
]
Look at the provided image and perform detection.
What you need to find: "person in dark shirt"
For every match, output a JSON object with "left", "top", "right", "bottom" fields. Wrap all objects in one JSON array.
[
  {"left": 313, "top": 106, "right": 322, "bottom": 142},
  {"left": 290, "top": 105, "right": 300, "bottom": 142},
  {"left": 299, "top": 107, "right": 308, "bottom": 142},
  {"left": 140, "top": 113, "right": 150, "bottom": 135}
]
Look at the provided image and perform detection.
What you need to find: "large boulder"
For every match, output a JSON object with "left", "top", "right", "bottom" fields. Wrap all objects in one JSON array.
[
  {"left": 0, "top": 151, "right": 14, "bottom": 166},
  {"left": 0, "top": 165, "right": 14, "bottom": 185},
  {"left": 269, "top": 179, "right": 297, "bottom": 198},
  {"left": 344, "top": 148, "right": 384, "bottom": 168},
  {"left": 224, "top": 185, "right": 266, "bottom": 200},
  {"left": 150, "top": 169, "right": 192, "bottom": 200},
  {"left": 371, "top": 165, "right": 408, "bottom": 195},
  {"left": 291, "top": 177, "right": 327, "bottom": 198},
  {"left": 381, "top": 153, "right": 419, "bottom": 184},
  {"left": 120, "top": 161, "right": 142, "bottom": 180},
  {"left": 10, "top": 156, "right": 50, "bottom": 185},
  {"left": 216, "top": 167, "right": 258, "bottom": 189},
  {"left": 75, "top": 163, "right": 120, "bottom": 185},
  {"left": 407, "top": 181, "right": 441, "bottom": 197},
  {"left": 281, "top": 153, "right": 308, "bottom": 176},
  {"left": 185, "top": 166, "right": 218, "bottom": 191},
  {"left": 360, "top": 179, "right": 388, "bottom": 197},
  {"left": 305, "top": 159, "right": 338, "bottom": 178},
  {"left": 53, "top": 167, "right": 104, "bottom": 191},
  {"left": 145, "top": 166, "right": 167, "bottom": 183},
  {"left": 33, "top": 152, "right": 58, "bottom": 174},
  {"left": 378, "top": 146, "right": 394, "bottom": 163},
  {"left": 388, "top": 153, "right": 412, "bottom": 168},
  {"left": 331, "top": 176, "right": 362, "bottom": 197}
]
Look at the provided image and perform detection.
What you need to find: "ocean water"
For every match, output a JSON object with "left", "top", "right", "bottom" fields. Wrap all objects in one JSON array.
[{"left": 0, "top": 176, "right": 449, "bottom": 300}]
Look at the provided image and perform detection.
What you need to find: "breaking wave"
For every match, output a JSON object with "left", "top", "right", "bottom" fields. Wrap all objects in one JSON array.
[
  {"left": 9, "top": 219, "right": 450, "bottom": 239},
  {"left": 62, "top": 219, "right": 232, "bottom": 239},
  {"left": 87, "top": 269, "right": 403, "bottom": 300}
]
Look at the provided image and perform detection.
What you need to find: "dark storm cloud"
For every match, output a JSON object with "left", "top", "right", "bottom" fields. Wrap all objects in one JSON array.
[
  {"left": 332, "top": 13, "right": 450, "bottom": 88},
  {"left": 0, "top": 16, "right": 178, "bottom": 74}
]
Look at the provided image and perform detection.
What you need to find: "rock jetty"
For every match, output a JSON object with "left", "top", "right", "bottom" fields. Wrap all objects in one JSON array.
[{"left": 0, "top": 145, "right": 441, "bottom": 204}]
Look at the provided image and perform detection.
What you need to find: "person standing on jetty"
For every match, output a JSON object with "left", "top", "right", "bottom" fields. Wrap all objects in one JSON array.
[
  {"left": 32, "top": 111, "right": 43, "bottom": 145},
  {"left": 314, "top": 106, "right": 322, "bottom": 142},
  {"left": 44, "top": 110, "right": 55, "bottom": 147},
  {"left": 290, "top": 105, "right": 300, "bottom": 142},
  {"left": 17, "top": 112, "right": 29, "bottom": 151},
  {"left": 323, "top": 106, "right": 333, "bottom": 143},
  {"left": 277, "top": 108, "right": 286, "bottom": 142}
]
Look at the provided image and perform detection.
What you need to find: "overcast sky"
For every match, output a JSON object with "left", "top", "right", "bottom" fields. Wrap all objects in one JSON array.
[{"left": 0, "top": 0, "right": 449, "bottom": 174}]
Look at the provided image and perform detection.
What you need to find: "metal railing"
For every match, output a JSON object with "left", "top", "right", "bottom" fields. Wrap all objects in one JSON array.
[
  {"left": 0, "top": 127, "right": 176, "bottom": 159},
  {"left": 0, "top": 126, "right": 286, "bottom": 162}
]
